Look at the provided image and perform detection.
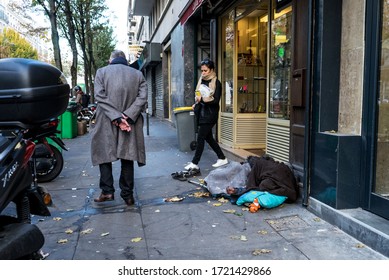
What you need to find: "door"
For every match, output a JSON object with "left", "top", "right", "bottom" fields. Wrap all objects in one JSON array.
[
  {"left": 365, "top": 0, "right": 389, "bottom": 219},
  {"left": 289, "top": 0, "right": 310, "bottom": 180}
]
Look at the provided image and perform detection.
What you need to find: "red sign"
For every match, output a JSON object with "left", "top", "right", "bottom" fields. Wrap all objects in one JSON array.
[{"left": 180, "top": 0, "right": 205, "bottom": 25}]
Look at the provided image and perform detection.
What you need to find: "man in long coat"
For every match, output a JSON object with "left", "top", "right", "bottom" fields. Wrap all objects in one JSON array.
[{"left": 91, "top": 50, "right": 147, "bottom": 206}]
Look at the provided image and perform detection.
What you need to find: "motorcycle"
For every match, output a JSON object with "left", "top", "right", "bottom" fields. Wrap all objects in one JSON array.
[
  {"left": 0, "top": 126, "right": 52, "bottom": 259},
  {"left": 23, "top": 118, "right": 67, "bottom": 183},
  {"left": 0, "top": 57, "right": 70, "bottom": 260}
]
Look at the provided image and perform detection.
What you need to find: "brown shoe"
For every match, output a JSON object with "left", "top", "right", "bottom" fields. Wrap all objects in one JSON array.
[
  {"left": 94, "top": 193, "right": 114, "bottom": 202},
  {"left": 125, "top": 195, "right": 135, "bottom": 206}
]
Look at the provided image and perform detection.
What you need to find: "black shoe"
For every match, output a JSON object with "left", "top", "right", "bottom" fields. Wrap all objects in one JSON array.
[
  {"left": 124, "top": 195, "right": 135, "bottom": 206},
  {"left": 94, "top": 193, "right": 114, "bottom": 202}
]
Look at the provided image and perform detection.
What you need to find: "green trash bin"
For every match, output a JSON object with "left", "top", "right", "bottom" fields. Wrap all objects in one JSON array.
[
  {"left": 173, "top": 107, "right": 197, "bottom": 152},
  {"left": 61, "top": 104, "right": 78, "bottom": 139}
]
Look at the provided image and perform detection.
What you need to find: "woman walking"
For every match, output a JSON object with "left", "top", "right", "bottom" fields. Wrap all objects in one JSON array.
[{"left": 184, "top": 59, "right": 228, "bottom": 171}]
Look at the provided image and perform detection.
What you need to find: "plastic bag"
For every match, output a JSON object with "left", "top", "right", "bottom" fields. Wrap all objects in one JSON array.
[
  {"left": 204, "top": 161, "right": 251, "bottom": 196},
  {"left": 236, "top": 190, "right": 287, "bottom": 209}
]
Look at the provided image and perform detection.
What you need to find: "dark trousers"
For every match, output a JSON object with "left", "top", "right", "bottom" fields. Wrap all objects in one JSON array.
[
  {"left": 99, "top": 159, "right": 134, "bottom": 200},
  {"left": 192, "top": 123, "right": 225, "bottom": 165}
]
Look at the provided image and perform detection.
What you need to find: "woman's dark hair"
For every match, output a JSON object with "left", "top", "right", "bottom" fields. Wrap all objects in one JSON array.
[{"left": 200, "top": 58, "right": 215, "bottom": 70}]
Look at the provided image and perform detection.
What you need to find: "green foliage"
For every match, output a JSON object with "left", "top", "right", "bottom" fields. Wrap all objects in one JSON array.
[
  {"left": 0, "top": 28, "right": 38, "bottom": 59},
  {"left": 93, "top": 25, "right": 116, "bottom": 70}
]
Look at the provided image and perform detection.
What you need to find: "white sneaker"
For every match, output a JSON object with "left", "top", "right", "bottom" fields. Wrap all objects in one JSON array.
[
  {"left": 184, "top": 162, "right": 199, "bottom": 170},
  {"left": 212, "top": 158, "right": 228, "bottom": 168}
]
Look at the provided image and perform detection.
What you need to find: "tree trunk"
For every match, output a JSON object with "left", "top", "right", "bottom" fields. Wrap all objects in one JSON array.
[{"left": 62, "top": 0, "right": 78, "bottom": 87}]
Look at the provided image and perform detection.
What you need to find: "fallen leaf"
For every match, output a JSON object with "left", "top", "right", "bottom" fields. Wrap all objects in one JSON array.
[
  {"left": 218, "top": 197, "right": 229, "bottom": 203},
  {"left": 313, "top": 217, "right": 321, "bottom": 222},
  {"left": 356, "top": 243, "right": 365, "bottom": 248},
  {"left": 81, "top": 228, "right": 93, "bottom": 234},
  {"left": 242, "top": 207, "right": 249, "bottom": 212},
  {"left": 101, "top": 232, "right": 110, "bottom": 237},
  {"left": 213, "top": 203, "right": 222, "bottom": 207},
  {"left": 223, "top": 209, "right": 236, "bottom": 214},
  {"left": 131, "top": 237, "right": 142, "bottom": 243},
  {"left": 65, "top": 229, "right": 74, "bottom": 234},
  {"left": 257, "top": 230, "right": 268, "bottom": 235},
  {"left": 240, "top": 235, "right": 248, "bottom": 241},
  {"left": 252, "top": 249, "right": 272, "bottom": 255},
  {"left": 189, "top": 191, "right": 210, "bottom": 198},
  {"left": 53, "top": 217, "right": 62, "bottom": 221},
  {"left": 57, "top": 239, "right": 68, "bottom": 244},
  {"left": 164, "top": 196, "right": 184, "bottom": 202},
  {"left": 234, "top": 212, "right": 243, "bottom": 216}
]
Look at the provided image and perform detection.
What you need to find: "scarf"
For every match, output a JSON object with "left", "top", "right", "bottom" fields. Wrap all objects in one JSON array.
[
  {"left": 196, "top": 71, "right": 217, "bottom": 102},
  {"left": 110, "top": 57, "right": 129, "bottom": 66}
]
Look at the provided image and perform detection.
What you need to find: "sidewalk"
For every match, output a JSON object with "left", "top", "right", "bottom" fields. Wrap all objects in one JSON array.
[{"left": 36, "top": 116, "right": 387, "bottom": 260}]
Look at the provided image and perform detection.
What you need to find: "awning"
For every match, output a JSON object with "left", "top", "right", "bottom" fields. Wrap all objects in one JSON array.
[{"left": 179, "top": 0, "right": 205, "bottom": 25}]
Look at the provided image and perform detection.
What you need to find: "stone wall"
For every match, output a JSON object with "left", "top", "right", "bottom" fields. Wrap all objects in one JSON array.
[{"left": 338, "top": 0, "right": 365, "bottom": 135}]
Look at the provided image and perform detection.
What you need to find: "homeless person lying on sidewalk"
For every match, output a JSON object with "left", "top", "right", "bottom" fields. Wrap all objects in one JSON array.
[{"left": 203, "top": 155, "right": 299, "bottom": 209}]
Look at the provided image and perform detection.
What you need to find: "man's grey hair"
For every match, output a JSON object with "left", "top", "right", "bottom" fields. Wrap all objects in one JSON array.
[{"left": 110, "top": 50, "right": 126, "bottom": 60}]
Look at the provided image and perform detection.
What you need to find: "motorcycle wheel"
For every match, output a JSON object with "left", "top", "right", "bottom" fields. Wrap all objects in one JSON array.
[{"left": 36, "top": 144, "right": 64, "bottom": 183}]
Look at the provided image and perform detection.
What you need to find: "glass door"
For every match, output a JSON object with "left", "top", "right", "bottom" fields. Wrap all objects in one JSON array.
[{"left": 369, "top": 0, "right": 389, "bottom": 219}]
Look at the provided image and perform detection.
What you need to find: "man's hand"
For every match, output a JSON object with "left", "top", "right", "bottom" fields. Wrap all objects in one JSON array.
[
  {"left": 112, "top": 115, "right": 131, "bottom": 132},
  {"left": 119, "top": 119, "right": 131, "bottom": 132}
]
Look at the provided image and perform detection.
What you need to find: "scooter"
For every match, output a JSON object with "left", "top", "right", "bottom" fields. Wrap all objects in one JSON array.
[
  {"left": 23, "top": 118, "right": 67, "bottom": 183},
  {"left": 0, "top": 126, "right": 52, "bottom": 259}
]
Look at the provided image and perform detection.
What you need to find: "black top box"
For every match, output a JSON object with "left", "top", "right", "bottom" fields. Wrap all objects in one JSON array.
[{"left": 0, "top": 58, "right": 70, "bottom": 125}]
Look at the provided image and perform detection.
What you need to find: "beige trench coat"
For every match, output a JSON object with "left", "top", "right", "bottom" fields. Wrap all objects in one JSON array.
[{"left": 90, "top": 63, "right": 147, "bottom": 166}]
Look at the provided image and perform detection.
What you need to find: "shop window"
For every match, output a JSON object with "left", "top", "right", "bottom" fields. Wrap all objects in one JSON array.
[
  {"left": 269, "top": 6, "right": 292, "bottom": 119},
  {"left": 236, "top": 9, "right": 268, "bottom": 114},
  {"left": 221, "top": 10, "right": 235, "bottom": 113}
]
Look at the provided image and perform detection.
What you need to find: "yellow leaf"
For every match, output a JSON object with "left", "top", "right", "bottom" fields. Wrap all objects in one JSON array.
[
  {"left": 164, "top": 196, "right": 184, "bottom": 202},
  {"left": 57, "top": 239, "right": 68, "bottom": 244},
  {"left": 65, "top": 229, "right": 74, "bottom": 234},
  {"left": 356, "top": 243, "right": 365, "bottom": 248},
  {"left": 257, "top": 230, "right": 268, "bottom": 235},
  {"left": 131, "top": 237, "right": 142, "bottom": 243},
  {"left": 81, "top": 228, "right": 93, "bottom": 234},
  {"left": 252, "top": 249, "right": 272, "bottom": 255},
  {"left": 53, "top": 217, "right": 62, "bottom": 221},
  {"left": 223, "top": 209, "right": 236, "bottom": 214},
  {"left": 213, "top": 203, "right": 222, "bottom": 207},
  {"left": 218, "top": 197, "right": 229, "bottom": 203}
]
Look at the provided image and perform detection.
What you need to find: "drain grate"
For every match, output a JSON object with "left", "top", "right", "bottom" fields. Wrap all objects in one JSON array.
[{"left": 266, "top": 215, "right": 310, "bottom": 231}]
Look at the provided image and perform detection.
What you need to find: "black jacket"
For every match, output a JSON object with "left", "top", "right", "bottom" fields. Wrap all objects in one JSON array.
[{"left": 197, "top": 79, "right": 222, "bottom": 125}]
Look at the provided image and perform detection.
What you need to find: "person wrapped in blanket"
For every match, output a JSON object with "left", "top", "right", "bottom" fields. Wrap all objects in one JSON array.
[{"left": 226, "top": 155, "right": 299, "bottom": 208}]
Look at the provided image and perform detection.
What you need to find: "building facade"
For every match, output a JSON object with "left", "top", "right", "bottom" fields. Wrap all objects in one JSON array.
[
  {"left": 130, "top": 0, "right": 389, "bottom": 256},
  {"left": 0, "top": 0, "right": 51, "bottom": 62}
]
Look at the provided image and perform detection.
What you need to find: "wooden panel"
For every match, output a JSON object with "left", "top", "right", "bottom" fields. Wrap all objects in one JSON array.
[
  {"left": 236, "top": 116, "right": 266, "bottom": 148},
  {"left": 220, "top": 115, "right": 234, "bottom": 145},
  {"left": 266, "top": 122, "right": 290, "bottom": 162}
]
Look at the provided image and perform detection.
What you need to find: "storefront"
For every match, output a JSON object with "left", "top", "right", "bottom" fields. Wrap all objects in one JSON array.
[{"left": 218, "top": 0, "right": 293, "bottom": 162}]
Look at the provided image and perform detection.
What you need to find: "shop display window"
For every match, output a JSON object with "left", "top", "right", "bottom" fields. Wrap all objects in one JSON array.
[
  {"left": 269, "top": 6, "right": 292, "bottom": 119},
  {"left": 236, "top": 11, "right": 268, "bottom": 114},
  {"left": 221, "top": 11, "right": 235, "bottom": 113}
]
